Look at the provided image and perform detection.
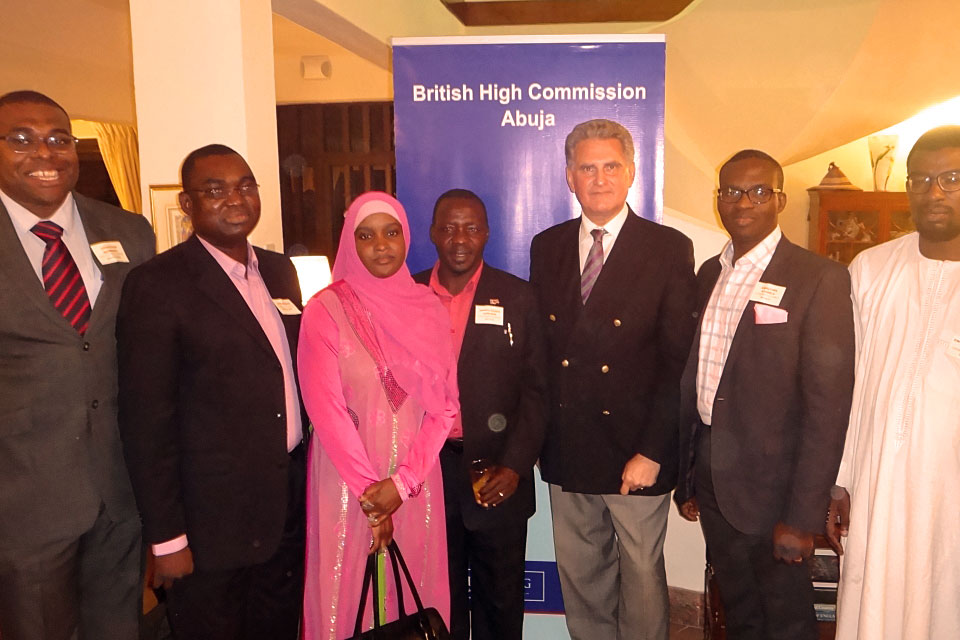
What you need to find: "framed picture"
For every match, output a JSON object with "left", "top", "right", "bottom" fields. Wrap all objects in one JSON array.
[{"left": 148, "top": 184, "right": 193, "bottom": 252}]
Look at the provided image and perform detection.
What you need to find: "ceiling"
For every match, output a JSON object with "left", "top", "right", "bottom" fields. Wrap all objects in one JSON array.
[
  {"left": 438, "top": 0, "right": 697, "bottom": 26},
  {"left": 6, "top": 0, "right": 960, "bottom": 171}
]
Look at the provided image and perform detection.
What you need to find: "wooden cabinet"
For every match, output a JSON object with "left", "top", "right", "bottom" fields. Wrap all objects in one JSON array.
[{"left": 807, "top": 189, "right": 913, "bottom": 264}]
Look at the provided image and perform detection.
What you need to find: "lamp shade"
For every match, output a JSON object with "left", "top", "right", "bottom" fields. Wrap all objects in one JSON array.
[{"left": 290, "top": 256, "right": 332, "bottom": 306}]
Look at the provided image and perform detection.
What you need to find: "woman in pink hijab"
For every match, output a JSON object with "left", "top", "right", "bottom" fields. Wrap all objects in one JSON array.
[{"left": 298, "top": 192, "right": 458, "bottom": 639}]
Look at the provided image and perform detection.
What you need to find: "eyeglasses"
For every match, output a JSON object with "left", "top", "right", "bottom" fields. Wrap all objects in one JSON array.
[
  {"left": 717, "top": 185, "right": 782, "bottom": 205},
  {"left": 2, "top": 132, "right": 79, "bottom": 154},
  {"left": 187, "top": 183, "right": 260, "bottom": 201},
  {"left": 905, "top": 170, "right": 960, "bottom": 194}
]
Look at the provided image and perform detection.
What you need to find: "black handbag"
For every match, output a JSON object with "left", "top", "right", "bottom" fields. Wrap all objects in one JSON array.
[{"left": 350, "top": 540, "right": 451, "bottom": 640}]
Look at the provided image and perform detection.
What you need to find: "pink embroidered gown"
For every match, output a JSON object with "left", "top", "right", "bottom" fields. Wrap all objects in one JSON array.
[{"left": 299, "top": 283, "right": 451, "bottom": 639}]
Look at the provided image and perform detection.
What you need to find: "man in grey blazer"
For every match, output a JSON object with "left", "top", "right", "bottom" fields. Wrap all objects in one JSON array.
[{"left": 0, "top": 91, "right": 155, "bottom": 640}]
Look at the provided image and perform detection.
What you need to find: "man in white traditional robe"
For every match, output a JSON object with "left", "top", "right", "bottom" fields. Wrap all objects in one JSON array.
[{"left": 827, "top": 125, "right": 960, "bottom": 640}]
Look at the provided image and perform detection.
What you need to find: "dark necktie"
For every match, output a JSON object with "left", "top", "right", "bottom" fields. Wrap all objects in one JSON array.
[
  {"left": 31, "top": 221, "right": 91, "bottom": 335},
  {"left": 581, "top": 227, "right": 605, "bottom": 303}
]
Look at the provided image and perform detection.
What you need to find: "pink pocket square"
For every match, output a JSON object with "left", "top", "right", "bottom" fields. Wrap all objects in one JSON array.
[{"left": 754, "top": 303, "right": 788, "bottom": 324}]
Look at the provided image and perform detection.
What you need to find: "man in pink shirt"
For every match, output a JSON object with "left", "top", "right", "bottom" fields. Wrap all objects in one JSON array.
[
  {"left": 116, "top": 145, "right": 306, "bottom": 639},
  {"left": 414, "top": 189, "right": 547, "bottom": 640}
]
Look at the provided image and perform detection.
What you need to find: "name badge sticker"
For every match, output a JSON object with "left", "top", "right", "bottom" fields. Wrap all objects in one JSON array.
[
  {"left": 90, "top": 241, "right": 129, "bottom": 265},
  {"left": 749, "top": 281, "right": 786, "bottom": 307},
  {"left": 475, "top": 304, "right": 504, "bottom": 326},
  {"left": 272, "top": 298, "right": 302, "bottom": 316}
]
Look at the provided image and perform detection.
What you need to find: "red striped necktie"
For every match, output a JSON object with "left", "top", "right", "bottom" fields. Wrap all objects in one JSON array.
[{"left": 31, "top": 220, "right": 91, "bottom": 335}]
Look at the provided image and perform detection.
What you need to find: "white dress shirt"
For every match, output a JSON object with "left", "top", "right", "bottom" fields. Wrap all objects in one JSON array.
[
  {"left": 1, "top": 189, "right": 102, "bottom": 305},
  {"left": 578, "top": 203, "right": 629, "bottom": 273}
]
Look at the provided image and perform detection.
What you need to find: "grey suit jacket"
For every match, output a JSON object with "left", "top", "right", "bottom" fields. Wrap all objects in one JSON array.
[{"left": 0, "top": 193, "right": 155, "bottom": 546}]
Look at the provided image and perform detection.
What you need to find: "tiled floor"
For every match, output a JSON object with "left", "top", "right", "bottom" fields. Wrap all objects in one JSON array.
[{"left": 670, "top": 621, "right": 704, "bottom": 639}]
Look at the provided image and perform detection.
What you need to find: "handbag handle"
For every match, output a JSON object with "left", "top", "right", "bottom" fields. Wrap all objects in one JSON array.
[
  {"left": 351, "top": 540, "right": 435, "bottom": 638},
  {"left": 385, "top": 540, "right": 429, "bottom": 617},
  {"left": 352, "top": 551, "right": 382, "bottom": 636}
]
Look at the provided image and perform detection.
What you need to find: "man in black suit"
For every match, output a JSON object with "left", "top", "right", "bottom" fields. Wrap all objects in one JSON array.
[
  {"left": 117, "top": 145, "right": 306, "bottom": 639},
  {"left": 674, "top": 150, "right": 855, "bottom": 640},
  {"left": 0, "top": 90, "right": 155, "bottom": 640},
  {"left": 414, "top": 189, "right": 547, "bottom": 640},
  {"left": 529, "top": 119, "right": 697, "bottom": 640}
]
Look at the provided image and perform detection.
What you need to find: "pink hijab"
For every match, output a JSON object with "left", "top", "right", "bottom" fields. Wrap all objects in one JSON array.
[{"left": 330, "top": 191, "right": 457, "bottom": 415}]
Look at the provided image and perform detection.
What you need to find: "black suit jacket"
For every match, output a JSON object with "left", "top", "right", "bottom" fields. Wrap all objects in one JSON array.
[
  {"left": 675, "top": 236, "right": 855, "bottom": 535},
  {"left": 117, "top": 235, "right": 305, "bottom": 572},
  {"left": 529, "top": 210, "right": 697, "bottom": 495},
  {"left": 0, "top": 193, "right": 155, "bottom": 546},
  {"left": 414, "top": 264, "right": 548, "bottom": 531}
]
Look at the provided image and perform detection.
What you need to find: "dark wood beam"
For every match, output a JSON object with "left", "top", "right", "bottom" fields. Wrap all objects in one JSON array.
[{"left": 442, "top": 0, "right": 694, "bottom": 26}]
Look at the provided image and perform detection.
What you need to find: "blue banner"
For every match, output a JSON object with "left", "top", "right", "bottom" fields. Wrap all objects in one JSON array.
[
  {"left": 392, "top": 36, "right": 666, "bottom": 638},
  {"left": 393, "top": 35, "right": 666, "bottom": 277}
]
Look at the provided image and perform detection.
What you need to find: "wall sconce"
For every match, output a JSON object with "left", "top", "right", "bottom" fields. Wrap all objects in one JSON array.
[
  {"left": 301, "top": 55, "right": 332, "bottom": 80},
  {"left": 290, "top": 256, "right": 333, "bottom": 306}
]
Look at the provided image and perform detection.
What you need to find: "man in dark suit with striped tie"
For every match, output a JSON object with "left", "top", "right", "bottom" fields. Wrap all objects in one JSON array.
[{"left": 0, "top": 90, "right": 156, "bottom": 640}]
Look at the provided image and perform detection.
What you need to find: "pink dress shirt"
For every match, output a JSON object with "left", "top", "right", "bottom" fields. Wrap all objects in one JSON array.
[{"left": 427, "top": 260, "right": 483, "bottom": 439}]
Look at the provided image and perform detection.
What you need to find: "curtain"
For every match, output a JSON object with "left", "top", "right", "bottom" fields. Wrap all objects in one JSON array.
[{"left": 91, "top": 122, "right": 142, "bottom": 214}]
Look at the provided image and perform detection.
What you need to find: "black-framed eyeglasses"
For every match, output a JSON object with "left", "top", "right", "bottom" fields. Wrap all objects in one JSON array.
[
  {"left": 187, "top": 183, "right": 260, "bottom": 201},
  {"left": 2, "top": 132, "right": 79, "bottom": 154},
  {"left": 717, "top": 185, "right": 782, "bottom": 204},
  {"left": 905, "top": 170, "right": 960, "bottom": 194}
]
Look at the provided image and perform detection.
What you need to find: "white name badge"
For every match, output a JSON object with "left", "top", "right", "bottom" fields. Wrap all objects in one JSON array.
[
  {"left": 272, "top": 298, "right": 302, "bottom": 316},
  {"left": 90, "top": 241, "right": 129, "bottom": 264},
  {"left": 946, "top": 334, "right": 960, "bottom": 360},
  {"left": 475, "top": 304, "right": 504, "bottom": 326},
  {"left": 749, "top": 281, "right": 786, "bottom": 307}
]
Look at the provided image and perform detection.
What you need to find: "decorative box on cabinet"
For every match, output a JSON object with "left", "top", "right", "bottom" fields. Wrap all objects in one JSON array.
[{"left": 807, "top": 189, "right": 913, "bottom": 264}]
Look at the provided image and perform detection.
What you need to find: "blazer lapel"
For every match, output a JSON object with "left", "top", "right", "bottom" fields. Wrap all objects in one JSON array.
[
  {"left": 185, "top": 237, "right": 278, "bottom": 362},
  {"left": 77, "top": 198, "right": 126, "bottom": 336},
  {"left": 581, "top": 209, "right": 648, "bottom": 311},
  {"left": 0, "top": 198, "right": 88, "bottom": 331},
  {"left": 717, "top": 237, "right": 793, "bottom": 383},
  {"left": 558, "top": 218, "right": 584, "bottom": 321},
  {"left": 458, "top": 267, "right": 493, "bottom": 367},
  {"left": 255, "top": 247, "right": 302, "bottom": 352}
]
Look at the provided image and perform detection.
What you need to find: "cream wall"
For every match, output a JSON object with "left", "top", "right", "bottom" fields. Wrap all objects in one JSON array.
[
  {"left": 274, "top": 15, "right": 393, "bottom": 103},
  {"left": 129, "top": 0, "right": 284, "bottom": 250},
  {"left": 0, "top": 0, "right": 136, "bottom": 124}
]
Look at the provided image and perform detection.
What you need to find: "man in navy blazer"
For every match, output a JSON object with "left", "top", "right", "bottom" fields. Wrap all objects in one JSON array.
[
  {"left": 117, "top": 145, "right": 306, "bottom": 639},
  {"left": 529, "top": 119, "right": 697, "bottom": 640},
  {"left": 414, "top": 189, "right": 547, "bottom": 640},
  {"left": 675, "top": 150, "right": 855, "bottom": 640},
  {"left": 0, "top": 90, "right": 155, "bottom": 640}
]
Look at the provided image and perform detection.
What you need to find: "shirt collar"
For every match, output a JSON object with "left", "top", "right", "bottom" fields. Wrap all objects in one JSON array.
[
  {"left": 579, "top": 203, "right": 629, "bottom": 241},
  {"left": 198, "top": 235, "right": 256, "bottom": 279},
  {"left": 0, "top": 188, "right": 78, "bottom": 235},
  {"left": 720, "top": 226, "right": 782, "bottom": 269},
  {"left": 429, "top": 259, "right": 484, "bottom": 299}
]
